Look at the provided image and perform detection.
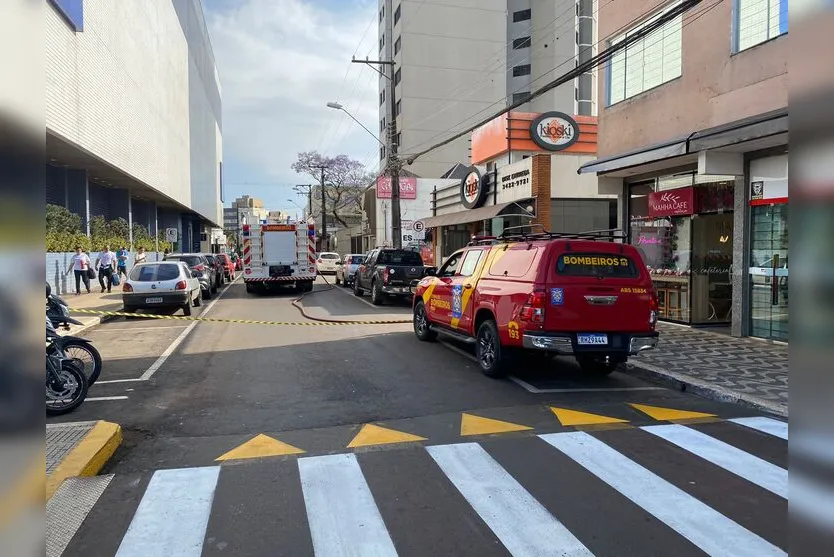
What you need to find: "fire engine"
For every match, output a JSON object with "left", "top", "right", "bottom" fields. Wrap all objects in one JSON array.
[{"left": 242, "top": 222, "right": 317, "bottom": 294}]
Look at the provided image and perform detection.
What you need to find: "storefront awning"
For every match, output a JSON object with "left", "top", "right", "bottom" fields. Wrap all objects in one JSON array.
[
  {"left": 420, "top": 201, "right": 528, "bottom": 229},
  {"left": 578, "top": 108, "right": 788, "bottom": 176},
  {"left": 577, "top": 136, "right": 689, "bottom": 175}
]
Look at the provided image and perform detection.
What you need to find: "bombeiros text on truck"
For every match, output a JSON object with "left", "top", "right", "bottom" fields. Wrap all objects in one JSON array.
[
  {"left": 412, "top": 226, "right": 660, "bottom": 377},
  {"left": 242, "top": 220, "right": 317, "bottom": 294}
]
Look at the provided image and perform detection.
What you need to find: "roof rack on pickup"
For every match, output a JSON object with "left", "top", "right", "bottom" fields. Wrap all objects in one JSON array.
[{"left": 498, "top": 225, "right": 627, "bottom": 243}]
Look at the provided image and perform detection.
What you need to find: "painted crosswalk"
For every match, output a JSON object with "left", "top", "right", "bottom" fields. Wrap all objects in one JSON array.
[{"left": 54, "top": 417, "right": 788, "bottom": 557}]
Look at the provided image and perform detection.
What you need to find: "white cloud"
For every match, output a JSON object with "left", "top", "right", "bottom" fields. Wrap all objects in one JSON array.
[{"left": 207, "top": 0, "right": 381, "bottom": 186}]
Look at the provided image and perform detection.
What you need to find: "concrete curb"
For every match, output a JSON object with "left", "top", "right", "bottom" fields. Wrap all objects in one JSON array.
[
  {"left": 69, "top": 311, "right": 120, "bottom": 335},
  {"left": 624, "top": 361, "right": 788, "bottom": 418},
  {"left": 46, "top": 421, "right": 122, "bottom": 501}
]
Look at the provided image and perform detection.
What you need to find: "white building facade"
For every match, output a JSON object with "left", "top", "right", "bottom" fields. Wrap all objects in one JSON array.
[{"left": 45, "top": 0, "right": 222, "bottom": 252}]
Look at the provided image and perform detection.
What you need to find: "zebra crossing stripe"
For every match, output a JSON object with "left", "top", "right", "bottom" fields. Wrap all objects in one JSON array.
[
  {"left": 728, "top": 417, "right": 788, "bottom": 440},
  {"left": 539, "top": 432, "right": 786, "bottom": 557},
  {"left": 642, "top": 424, "right": 787, "bottom": 498},
  {"left": 427, "top": 443, "right": 593, "bottom": 557},
  {"left": 115, "top": 466, "right": 220, "bottom": 557},
  {"left": 298, "top": 453, "right": 397, "bottom": 557}
]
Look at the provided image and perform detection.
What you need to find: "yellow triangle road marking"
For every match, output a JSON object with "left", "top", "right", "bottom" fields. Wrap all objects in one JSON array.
[
  {"left": 460, "top": 413, "right": 533, "bottom": 436},
  {"left": 347, "top": 424, "right": 427, "bottom": 448},
  {"left": 215, "top": 434, "right": 305, "bottom": 461},
  {"left": 550, "top": 407, "right": 629, "bottom": 426},
  {"left": 630, "top": 403, "right": 716, "bottom": 421}
]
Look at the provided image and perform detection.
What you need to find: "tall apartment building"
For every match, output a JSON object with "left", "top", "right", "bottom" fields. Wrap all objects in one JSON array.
[{"left": 378, "top": 0, "right": 596, "bottom": 179}]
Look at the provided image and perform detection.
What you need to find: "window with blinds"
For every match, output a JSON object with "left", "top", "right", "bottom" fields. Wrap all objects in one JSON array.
[
  {"left": 735, "top": 0, "right": 788, "bottom": 52},
  {"left": 607, "top": 2, "right": 682, "bottom": 106}
]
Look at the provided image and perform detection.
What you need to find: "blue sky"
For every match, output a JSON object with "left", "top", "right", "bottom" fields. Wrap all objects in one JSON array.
[{"left": 203, "top": 0, "right": 379, "bottom": 215}]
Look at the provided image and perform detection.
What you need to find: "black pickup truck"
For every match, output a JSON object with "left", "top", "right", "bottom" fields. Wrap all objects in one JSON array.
[{"left": 353, "top": 248, "right": 426, "bottom": 305}]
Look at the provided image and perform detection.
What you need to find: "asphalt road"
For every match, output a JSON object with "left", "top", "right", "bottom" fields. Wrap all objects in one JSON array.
[{"left": 50, "top": 277, "right": 788, "bottom": 556}]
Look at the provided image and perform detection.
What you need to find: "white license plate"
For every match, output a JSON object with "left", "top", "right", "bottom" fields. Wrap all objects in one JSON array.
[
  {"left": 577, "top": 333, "right": 608, "bottom": 345},
  {"left": 145, "top": 297, "right": 164, "bottom": 304}
]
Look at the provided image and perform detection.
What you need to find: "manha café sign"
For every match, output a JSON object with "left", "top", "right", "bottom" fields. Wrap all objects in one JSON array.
[{"left": 648, "top": 186, "right": 695, "bottom": 218}]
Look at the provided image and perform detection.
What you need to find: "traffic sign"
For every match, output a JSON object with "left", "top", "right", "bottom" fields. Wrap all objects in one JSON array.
[
  {"left": 412, "top": 220, "right": 425, "bottom": 240},
  {"left": 165, "top": 228, "right": 178, "bottom": 242}
]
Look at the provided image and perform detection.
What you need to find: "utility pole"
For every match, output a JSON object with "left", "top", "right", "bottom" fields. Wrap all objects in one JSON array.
[
  {"left": 353, "top": 47, "right": 401, "bottom": 248},
  {"left": 311, "top": 165, "right": 329, "bottom": 251}
]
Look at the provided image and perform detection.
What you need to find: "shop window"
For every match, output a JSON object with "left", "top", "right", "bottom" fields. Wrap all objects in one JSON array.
[
  {"left": 749, "top": 203, "right": 788, "bottom": 341},
  {"left": 513, "top": 9, "right": 532, "bottom": 23},
  {"left": 735, "top": 0, "right": 788, "bottom": 52},
  {"left": 513, "top": 36, "right": 532, "bottom": 49},
  {"left": 513, "top": 64, "right": 531, "bottom": 77},
  {"left": 550, "top": 199, "right": 617, "bottom": 235},
  {"left": 512, "top": 91, "right": 531, "bottom": 104},
  {"left": 608, "top": 2, "right": 682, "bottom": 105}
]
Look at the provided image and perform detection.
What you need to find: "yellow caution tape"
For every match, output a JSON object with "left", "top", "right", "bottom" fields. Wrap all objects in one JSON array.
[{"left": 70, "top": 308, "right": 412, "bottom": 326}]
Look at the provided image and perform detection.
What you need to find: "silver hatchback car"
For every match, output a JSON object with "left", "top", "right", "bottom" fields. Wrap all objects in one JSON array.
[{"left": 335, "top": 254, "right": 367, "bottom": 287}]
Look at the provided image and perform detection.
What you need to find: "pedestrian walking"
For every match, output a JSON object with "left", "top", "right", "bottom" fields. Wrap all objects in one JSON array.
[
  {"left": 116, "top": 246, "right": 129, "bottom": 279},
  {"left": 134, "top": 246, "right": 147, "bottom": 265},
  {"left": 95, "top": 245, "right": 117, "bottom": 293},
  {"left": 65, "top": 246, "right": 92, "bottom": 295}
]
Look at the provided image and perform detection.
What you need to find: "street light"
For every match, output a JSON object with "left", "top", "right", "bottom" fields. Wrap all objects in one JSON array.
[
  {"left": 326, "top": 102, "right": 385, "bottom": 147},
  {"left": 326, "top": 100, "right": 403, "bottom": 248}
]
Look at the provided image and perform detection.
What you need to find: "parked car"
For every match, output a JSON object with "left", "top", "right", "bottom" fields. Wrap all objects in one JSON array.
[
  {"left": 412, "top": 230, "right": 659, "bottom": 378},
  {"left": 204, "top": 254, "right": 225, "bottom": 287},
  {"left": 164, "top": 253, "right": 215, "bottom": 299},
  {"left": 335, "top": 254, "right": 366, "bottom": 287},
  {"left": 316, "top": 252, "right": 341, "bottom": 275},
  {"left": 216, "top": 253, "right": 236, "bottom": 281},
  {"left": 354, "top": 248, "right": 426, "bottom": 305},
  {"left": 122, "top": 261, "right": 202, "bottom": 315}
]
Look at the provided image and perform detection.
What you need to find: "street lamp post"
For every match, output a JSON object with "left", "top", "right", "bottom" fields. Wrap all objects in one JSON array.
[{"left": 326, "top": 99, "right": 403, "bottom": 248}]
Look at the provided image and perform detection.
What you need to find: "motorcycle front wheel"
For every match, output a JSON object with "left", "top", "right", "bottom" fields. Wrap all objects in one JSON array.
[{"left": 46, "top": 361, "right": 89, "bottom": 416}]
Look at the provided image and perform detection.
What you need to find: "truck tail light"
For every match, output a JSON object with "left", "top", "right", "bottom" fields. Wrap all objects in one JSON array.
[
  {"left": 649, "top": 291, "right": 659, "bottom": 328},
  {"left": 383, "top": 267, "right": 390, "bottom": 284},
  {"left": 175, "top": 280, "right": 188, "bottom": 290},
  {"left": 520, "top": 290, "right": 546, "bottom": 323},
  {"left": 123, "top": 283, "right": 133, "bottom": 293}
]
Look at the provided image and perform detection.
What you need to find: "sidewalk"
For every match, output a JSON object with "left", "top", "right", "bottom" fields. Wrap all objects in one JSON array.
[
  {"left": 46, "top": 421, "right": 122, "bottom": 500},
  {"left": 62, "top": 290, "right": 124, "bottom": 334},
  {"left": 627, "top": 322, "right": 788, "bottom": 417}
]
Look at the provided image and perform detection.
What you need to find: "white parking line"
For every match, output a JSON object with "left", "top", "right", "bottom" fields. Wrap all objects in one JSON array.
[
  {"left": 94, "top": 326, "right": 190, "bottom": 332},
  {"left": 86, "top": 396, "right": 129, "bottom": 401},
  {"left": 94, "top": 378, "right": 143, "bottom": 385},
  {"left": 509, "top": 375, "right": 665, "bottom": 394},
  {"left": 139, "top": 278, "right": 237, "bottom": 381}
]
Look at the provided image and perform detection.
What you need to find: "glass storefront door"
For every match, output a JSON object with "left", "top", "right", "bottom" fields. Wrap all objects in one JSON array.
[{"left": 748, "top": 203, "right": 788, "bottom": 341}]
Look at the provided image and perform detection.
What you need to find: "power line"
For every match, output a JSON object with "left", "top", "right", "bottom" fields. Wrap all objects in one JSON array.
[
  {"left": 405, "top": 0, "right": 723, "bottom": 158},
  {"left": 408, "top": 0, "right": 705, "bottom": 162}
]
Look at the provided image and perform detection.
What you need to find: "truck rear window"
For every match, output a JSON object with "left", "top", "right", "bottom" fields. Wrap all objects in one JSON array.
[
  {"left": 556, "top": 253, "right": 639, "bottom": 278},
  {"left": 378, "top": 251, "right": 423, "bottom": 265}
]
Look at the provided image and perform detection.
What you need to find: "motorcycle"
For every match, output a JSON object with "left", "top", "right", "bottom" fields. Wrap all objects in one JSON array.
[
  {"left": 46, "top": 317, "right": 88, "bottom": 415},
  {"left": 46, "top": 283, "right": 103, "bottom": 385}
]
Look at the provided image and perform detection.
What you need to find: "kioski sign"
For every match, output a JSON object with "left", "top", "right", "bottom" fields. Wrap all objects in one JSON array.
[
  {"left": 377, "top": 177, "right": 417, "bottom": 199},
  {"left": 530, "top": 112, "right": 579, "bottom": 151},
  {"left": 648, "top": 187, "right": 695, "bottom": 217}
]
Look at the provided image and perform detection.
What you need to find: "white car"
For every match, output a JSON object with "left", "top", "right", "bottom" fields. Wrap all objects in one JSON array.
[
  {"left": 122, "top": 261, "right": 202, "bottom": 315},
  {"left": 316, "top": 252, "right": 341, "bottom": 274}
]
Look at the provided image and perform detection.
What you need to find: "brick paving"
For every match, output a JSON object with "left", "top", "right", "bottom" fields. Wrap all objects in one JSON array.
[
  {"left": 46, "top": 421, "right": 96, "bottom": 475},
  {"left": 629, "top": 322, "right": 788, "bottom": 414}
]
